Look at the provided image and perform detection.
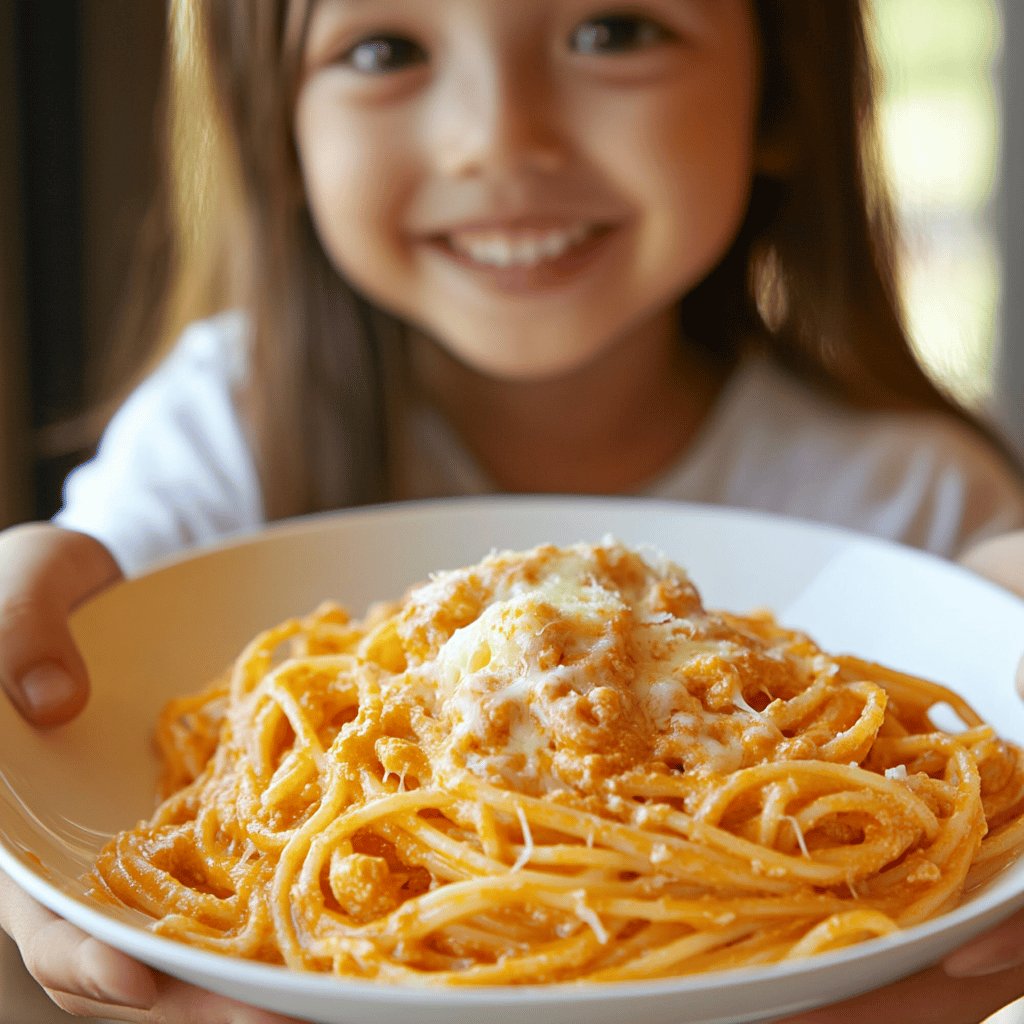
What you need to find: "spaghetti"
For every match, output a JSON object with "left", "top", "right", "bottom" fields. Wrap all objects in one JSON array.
[{"left": 92, "top": 540, "right": 1024, "bottom": 982}]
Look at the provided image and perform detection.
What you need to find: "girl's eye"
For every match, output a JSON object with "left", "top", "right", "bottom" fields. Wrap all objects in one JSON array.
[
  {"left": 569, "top": 13, "right": 674, "bottom": 55},
  {"left": 342, "top": 35, "right": 426, "bottom": 74}
]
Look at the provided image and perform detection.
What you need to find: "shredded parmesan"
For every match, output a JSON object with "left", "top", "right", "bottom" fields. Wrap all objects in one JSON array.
[
  {"left": 650, "top": 842, "right": 671, "bottom": 865},
  {"left": 573, "top": 890, "right": 609, "bottom": 944},
  {"left": 783, "top": 815, "right": 810, "bottom": 859},
  {"left": 510, "top": 804, "right": 534, "bottom": 872}
]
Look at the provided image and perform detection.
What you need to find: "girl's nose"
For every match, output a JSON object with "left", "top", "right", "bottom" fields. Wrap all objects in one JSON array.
[{"left": 436, "top": 59, "right": 569, "bottom": 178}]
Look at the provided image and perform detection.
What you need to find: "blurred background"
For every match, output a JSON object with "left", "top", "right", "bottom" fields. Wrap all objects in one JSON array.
[
  {"left": 1, "top": 0, "right": 166, "bottom": 529},
  {"left": 0, "top": 0, "right": 1022, "bottom": 533},
  {"left": 873, "top": 0, "right": 1024, "bottom": 457}
]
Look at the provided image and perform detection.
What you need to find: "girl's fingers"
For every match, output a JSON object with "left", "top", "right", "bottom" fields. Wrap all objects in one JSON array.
[
  {"left": 957, "top": 530, "right": 1024, "bottom": 699},
  {"left": 0, "top": 523, "right": 121, "bottom": 726},
  {"left": 44, "top": 976, "right": 309, "bottom": 1024},
  {"left": 774, "top": 958, "right": 1024, "bottom": 1024},
  {"left": 944, "top": 908, "right": 1024, "bottom": 978},
  {"left": 0, "top": 868, "right": 157, "bottom": 1011},
  {"left": 959, "top": 529, "right": 1024, "bottom": 600},
  {"left": 0, "top": 871, "right": 304, "bottom": 1023},
  {"left": 775, "top": 911, "right": 1024, "bottom": 1021}
]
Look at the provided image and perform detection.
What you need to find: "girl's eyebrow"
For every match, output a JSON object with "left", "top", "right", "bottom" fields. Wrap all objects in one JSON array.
[
  {"left": 308, "top": 0, "right": 396, "bottom": 19},
  {"left": 302, "top": 0, "right": 374, "bottom": 36}
]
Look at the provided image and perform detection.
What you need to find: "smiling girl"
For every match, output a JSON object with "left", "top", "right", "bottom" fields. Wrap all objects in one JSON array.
[
  {"left": 2, "top": 1, "right": 1024, "bottom": 1021},
  {"left": 36, "top": 0, "right": 1021, "bottom": 572}
]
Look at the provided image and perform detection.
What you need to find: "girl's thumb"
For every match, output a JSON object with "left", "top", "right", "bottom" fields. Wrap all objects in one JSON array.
[
  {"left": 959, "top": 529, "right": 1024, "bottom": 600},
  {"left": 15, "top": 661, "right": 82, "bottom": 725},
  {"left": 0, "top": 524, "right": 122, "bottom": 728}
]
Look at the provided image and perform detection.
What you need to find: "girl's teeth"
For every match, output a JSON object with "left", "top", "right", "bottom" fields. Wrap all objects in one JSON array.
[{"left": 449, "top": 226, "right": 593, "bottom": 268}]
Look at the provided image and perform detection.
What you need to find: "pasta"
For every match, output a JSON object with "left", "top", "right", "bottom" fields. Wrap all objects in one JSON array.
[{"left": 92, "top": 540, "right": 1024, "bottom": 983}]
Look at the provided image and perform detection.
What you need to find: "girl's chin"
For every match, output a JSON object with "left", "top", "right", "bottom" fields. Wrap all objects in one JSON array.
[
  {"left": 440, "top": 341, "right": 611, "bottom": 383},
  {"left": 405, "top": 314, "right": 634, "bottom": 384}
]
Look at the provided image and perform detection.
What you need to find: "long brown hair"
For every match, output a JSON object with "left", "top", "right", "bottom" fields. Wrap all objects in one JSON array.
[{"left": 139, "top": 0, "right": 1007, "bottom": 521}]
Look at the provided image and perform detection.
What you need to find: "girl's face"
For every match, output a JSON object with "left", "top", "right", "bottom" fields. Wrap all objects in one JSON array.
[{"left": 295, "top": 0, "right": 759, "bottom": 380}]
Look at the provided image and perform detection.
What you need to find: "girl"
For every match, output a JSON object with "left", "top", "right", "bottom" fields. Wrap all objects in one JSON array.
[{"left": 2, "top": 1, "right": 1024, "bottom": 1021}]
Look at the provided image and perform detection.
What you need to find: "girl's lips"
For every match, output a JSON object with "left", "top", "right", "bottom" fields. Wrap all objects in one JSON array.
[
  {"left": 448, "top": 223, "right": 593, "bottom": 266},
  {"left": 424, "top": 224, "right": 620, "bottom": 293}
]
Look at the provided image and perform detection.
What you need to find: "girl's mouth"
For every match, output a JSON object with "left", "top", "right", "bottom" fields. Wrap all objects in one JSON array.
[
  {"left": 427, "top": 222, "right": 618, "bottom": 291},
  {"left": 448, "top": 223, "right": 594, "bottom": 267}
]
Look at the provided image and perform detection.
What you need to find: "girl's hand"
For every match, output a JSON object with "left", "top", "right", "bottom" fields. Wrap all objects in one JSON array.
[
  {"left": 961, "top": 529, "right": 1024, "bottom": 698},
  {"left": 773, "top": 927, "right": 1024, "bottom": 1022},
  {"left": 0, "top": 522, "right": 121, "bottom": 726},
  {"left": 960, "top": 529, "right": 1024, "bottom": 600},
  {"left": 0, "top": 523, "right": 303, "bottom": 1022},
  {"left": 0, "top": 870, "right": 306, "bottom": 1022}
]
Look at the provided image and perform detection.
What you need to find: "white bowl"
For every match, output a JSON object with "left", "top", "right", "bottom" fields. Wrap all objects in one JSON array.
[{"left": 2, "top": 496, "right": 1024, "bottom": 1024}]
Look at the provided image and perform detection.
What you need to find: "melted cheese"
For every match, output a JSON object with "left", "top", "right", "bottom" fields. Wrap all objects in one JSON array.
[{"left": 393, "top": 541, "right": 827, "bottom": 794}]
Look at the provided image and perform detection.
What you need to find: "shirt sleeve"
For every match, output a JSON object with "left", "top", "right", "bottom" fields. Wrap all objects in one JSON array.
[
  {"left": 53, "top": 313, "right": 264, "bottom": 576},
  {"left": 648, "top": 355, "right": 1024, "bottom": 559},
  {"left": 772, "top": 413, "right": 1024, "bottom": 558}
]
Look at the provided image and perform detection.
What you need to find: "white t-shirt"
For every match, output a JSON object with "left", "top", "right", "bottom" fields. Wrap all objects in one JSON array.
[{"left": 55, "top": 312, "right": 1024, "bottom": 576}]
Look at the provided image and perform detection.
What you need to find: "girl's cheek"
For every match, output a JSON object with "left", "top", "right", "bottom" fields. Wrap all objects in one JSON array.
[
  {"left": 572, "top": 54, "right": 749, "bottom": 169},
  {"left": 297, "top": 95, "right": 416, "bottom": 254}
]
